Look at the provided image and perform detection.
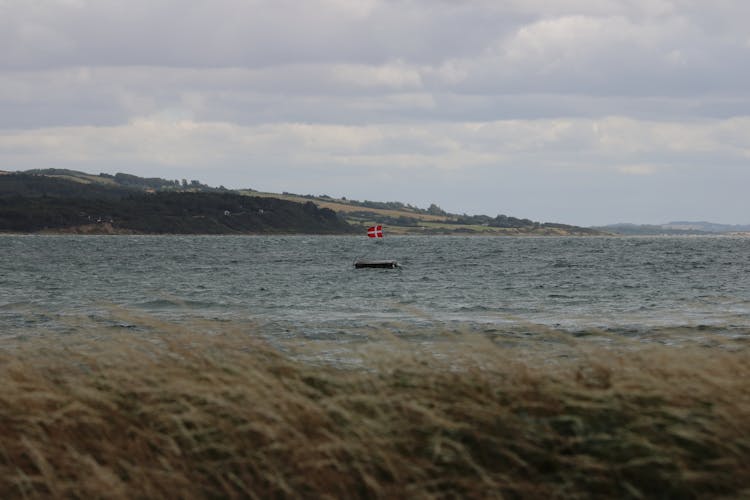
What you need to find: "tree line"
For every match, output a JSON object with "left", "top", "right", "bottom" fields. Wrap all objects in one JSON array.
[{"left": 0, "top": 174, "right": 355, "bottom": 234}]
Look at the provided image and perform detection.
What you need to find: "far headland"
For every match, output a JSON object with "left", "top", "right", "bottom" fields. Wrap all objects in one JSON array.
[{"left": 0, "top": 168, "right": 696, "bottom": 236}]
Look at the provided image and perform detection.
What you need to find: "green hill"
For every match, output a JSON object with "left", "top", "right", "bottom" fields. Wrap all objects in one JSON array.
[
  {"left": 0, "top": 170, "right": 603, "bottom": 235},
  {"left": 0, "top": 173, "right": 354, "bottom": 234}
]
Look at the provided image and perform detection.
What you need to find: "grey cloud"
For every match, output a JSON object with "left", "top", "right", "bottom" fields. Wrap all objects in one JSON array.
[
  {"left": 429, "top": 13, "right": 750, "bottom": 98},
  {"left": 2, "top": 63, "right": 748, "bottom": 132},
  {"left": 3, "top": 1, "right": 749, "bottom": 107},
  {"left": 2, "top": 0, "right": 750, "bottom": 225},
  {"left": 0, "top": 0, "right": 520, "bottom": 69}
]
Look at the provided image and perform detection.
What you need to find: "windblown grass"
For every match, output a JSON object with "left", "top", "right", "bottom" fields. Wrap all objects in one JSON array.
[{"left": 1, "top": 317, "right": 749, "bottom": 499}]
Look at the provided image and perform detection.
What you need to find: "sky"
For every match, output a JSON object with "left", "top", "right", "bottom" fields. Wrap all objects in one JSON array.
[{"left": 1, "top": 0, "right": 749, "bottom": 226}]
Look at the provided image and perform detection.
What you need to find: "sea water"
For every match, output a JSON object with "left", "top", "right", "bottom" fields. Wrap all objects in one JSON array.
[{"left": 2, "top": 235, "right": 750, "bottom": 343}]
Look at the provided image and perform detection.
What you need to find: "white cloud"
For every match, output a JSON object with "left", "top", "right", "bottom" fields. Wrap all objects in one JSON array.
[
  {"left": 2, "top": 115, "right": 748, "bottom": 174},
  {"left": 618, "top": 164, "right": 658, "bottom": 175},
  {"left": 319, "top": 0, "right": 377, "bottom": 18},
  {"left": 332, "top": 61, "right": 423, "bottom": 89}
]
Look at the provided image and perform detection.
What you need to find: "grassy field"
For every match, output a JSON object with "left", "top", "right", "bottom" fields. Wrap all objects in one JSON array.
[
  {"left": 1, "top": 315, "right": 748, "bottom": 498},
  {"left": 243, "top": 191, "right": 443, "bottom": 220},
  {"left": 244, "top": 191, "right": 605, "bottom": 236}
]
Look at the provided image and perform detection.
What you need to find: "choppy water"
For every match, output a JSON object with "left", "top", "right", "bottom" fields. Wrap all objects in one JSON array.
[{"left": 2, "top": 235, "right": 750, "bottom": 343}]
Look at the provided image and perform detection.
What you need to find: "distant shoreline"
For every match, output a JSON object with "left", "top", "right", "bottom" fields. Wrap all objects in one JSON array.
[
  {"left": 1, "top": 170, "right": 605, "bottom": 236},
  {"left": 0, "top": 228, "right": 611, "bottom": 236},
  {"left": 5, "top": 228, "right": 750, "bottom": 237}
]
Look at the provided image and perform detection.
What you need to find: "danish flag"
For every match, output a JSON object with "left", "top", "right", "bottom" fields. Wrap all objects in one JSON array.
[{"left": 367, "top": 225, "right": 383, "bottom": 238}]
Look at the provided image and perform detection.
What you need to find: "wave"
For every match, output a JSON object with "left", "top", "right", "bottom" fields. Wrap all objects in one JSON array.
[{"left": 132, "top": 298, "right": 230, "bottom": 310}]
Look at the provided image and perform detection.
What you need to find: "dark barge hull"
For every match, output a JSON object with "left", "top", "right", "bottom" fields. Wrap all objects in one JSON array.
[{"left": 354, "top": 260, "right": 399, "bottom": 269}]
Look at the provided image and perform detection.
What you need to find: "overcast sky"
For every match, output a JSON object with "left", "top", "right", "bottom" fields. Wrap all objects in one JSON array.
[{"left": 2, "top": 0, "right": 749, "bottom": 226}]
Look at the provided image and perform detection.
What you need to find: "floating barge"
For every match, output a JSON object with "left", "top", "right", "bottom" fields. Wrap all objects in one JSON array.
[{"left": 354, "top": 260, "right": 399, "bottom": 269}]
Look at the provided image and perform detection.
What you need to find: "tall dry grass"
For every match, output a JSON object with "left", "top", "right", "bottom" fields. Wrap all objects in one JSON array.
[{"left": 0, "top": 317, "right": 749, "bottom": 499}]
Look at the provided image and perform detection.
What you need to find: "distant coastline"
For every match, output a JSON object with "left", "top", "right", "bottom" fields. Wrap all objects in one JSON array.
[
  {"left": 0, "top": 169, "right": 606, "bottom": 236},
  {"left": 592, "top": 221, "right": 750, "bottom": 236},
  {"left": 2, "top": 169, "right": 746, "bottom": 236}
]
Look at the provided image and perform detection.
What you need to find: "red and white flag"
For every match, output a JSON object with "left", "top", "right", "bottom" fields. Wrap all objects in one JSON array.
[{"left": 367, "top": 225, "right": 383, "bottom": 238}]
